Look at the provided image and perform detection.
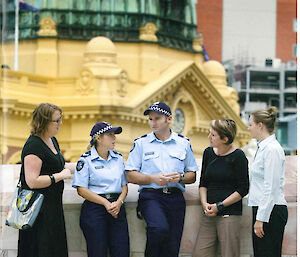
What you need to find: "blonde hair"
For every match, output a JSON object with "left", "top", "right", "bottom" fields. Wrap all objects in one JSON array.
[
  {"left": 251, "top": 106, "right": 277, "bottom": 134},
  {"left": 30, "top": 103, "right": 62, "bottom": 136},
  {"left": 210, "top": 119, "right": 237, "bottom": 145},
  {"left": 87, "top": 134, "right": 102, "bottom": 151}
]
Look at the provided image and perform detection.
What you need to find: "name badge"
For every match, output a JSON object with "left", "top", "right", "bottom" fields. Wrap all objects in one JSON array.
[
  {"left": 95, "top": 165, "right": 104, "bottom": 169},
  {"left": 145, "top": 151, "right": 154, "bottom": 156}
]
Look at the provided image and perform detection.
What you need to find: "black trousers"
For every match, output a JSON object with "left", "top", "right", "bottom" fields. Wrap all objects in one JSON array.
[{"left": 252, "top": 205, "right": 288, "bottom": 257}]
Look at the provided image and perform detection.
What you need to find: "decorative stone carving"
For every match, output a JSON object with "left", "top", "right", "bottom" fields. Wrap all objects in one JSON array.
[
  {"left": 38, "top": 17, "right": 57, "bottom": 36},
  {"left": 117, "top": 71, "right": 128, "bottom": 97},
  {"left": 139, "top": 23, "right": 158, "bottom": 42},
  {"left": 193, "top": 34, "right": 203, "bottom": 52},
  {"left": 76, "top": 69, "right": 94, "bottom": 95}
]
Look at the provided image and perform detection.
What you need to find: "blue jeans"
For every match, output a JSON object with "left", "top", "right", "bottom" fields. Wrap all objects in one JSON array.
[{"left": 80, "top": 199, "right": 130, "bottom": 257}]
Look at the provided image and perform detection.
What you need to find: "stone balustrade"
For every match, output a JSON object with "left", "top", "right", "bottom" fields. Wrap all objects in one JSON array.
[{"left": 0, "top": 157, "right": 297, "bottom": 257}]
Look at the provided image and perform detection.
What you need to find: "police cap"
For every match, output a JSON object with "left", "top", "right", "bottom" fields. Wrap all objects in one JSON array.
[
  {"left": 90, "top": 121, "right": 122, "bottom": 138},
  {"left": 143, "top": 102, "right": 172, "bottom": 117}
]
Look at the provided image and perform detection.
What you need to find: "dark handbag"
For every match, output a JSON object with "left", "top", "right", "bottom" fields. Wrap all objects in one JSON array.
[{"left": 5, "top": 181, "right": 44, "bottom": 230}]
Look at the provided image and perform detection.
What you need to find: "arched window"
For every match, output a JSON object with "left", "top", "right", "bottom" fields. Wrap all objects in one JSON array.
[{"left": 114, "top": 0, "right": 126, "bottom": 12}]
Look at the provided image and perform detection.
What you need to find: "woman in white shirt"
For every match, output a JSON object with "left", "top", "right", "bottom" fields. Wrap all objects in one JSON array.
[{"left": 248, "top": 106, "right": 288, "bottom": 257}]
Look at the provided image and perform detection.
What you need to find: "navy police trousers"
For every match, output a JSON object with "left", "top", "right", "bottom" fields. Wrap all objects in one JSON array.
[
  {"left": 80, "top": 199, "right": 129, "bottom": 257},
  {"left": 138, "top": 189, "right": 186, "bottom": 257}
]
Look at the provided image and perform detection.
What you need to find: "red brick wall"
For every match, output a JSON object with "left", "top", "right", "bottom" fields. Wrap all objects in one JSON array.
[
  {"left": 196, "top": 0, "right": 223, "bottom": 61},
  {"left": 276, "top": 0, "right": 297, "bottom": 62}
]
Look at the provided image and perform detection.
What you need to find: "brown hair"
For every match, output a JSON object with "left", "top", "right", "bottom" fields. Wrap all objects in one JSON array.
[
  {"left": 210, "top": 119, "right": 237, "bottom": 145},
  {"left": 30, "top": 103, "right": 62, "bottom": 136},
  {"left": 251, "top": 106, "right": 277, "bottom": 134}
]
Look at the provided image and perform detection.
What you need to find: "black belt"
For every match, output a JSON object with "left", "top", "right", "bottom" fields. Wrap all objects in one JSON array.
[
  {"left": 99, "top": 193, "right": 120, "bottom": 200},
  {"left": 142, "top": 187, "right": 182, "bottom": 195}
]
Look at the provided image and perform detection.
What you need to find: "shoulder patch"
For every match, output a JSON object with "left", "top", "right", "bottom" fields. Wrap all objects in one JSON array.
[
  {"left": 113, "top": 150, "right": 122, "bottom": 156},
  {"left": 178, "top": 133, "right": 190, "bottom": 141},
  {"left": 81, "top": 151, "right": 91, "bottom": 158},
  {"left": 76, "top": 160, "right": 85, "bottom": 171},
  {"left": 134, "top": 134, "right": 147, "bottom": 141}
]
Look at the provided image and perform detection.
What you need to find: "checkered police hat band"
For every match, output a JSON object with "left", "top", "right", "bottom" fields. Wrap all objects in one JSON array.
[
  {"left": 93, "top": 125, "right": 112, "bottom": 138},
  {"left": 150, "top": 106, "right": 171, "bottom": 116}
]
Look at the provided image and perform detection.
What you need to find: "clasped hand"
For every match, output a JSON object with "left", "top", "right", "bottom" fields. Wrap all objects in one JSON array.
[
  {"left": 153, "top": 172, "right": 181, "bottom": 186},
  {"left": 105, "top": 200, "right": 122, "bottom": 219},
  {"left": 61, "top": 167, "right": 72, "bottom": 180},
  {"left": 203, "top": 203, "right": 218, "bottom": 216}
]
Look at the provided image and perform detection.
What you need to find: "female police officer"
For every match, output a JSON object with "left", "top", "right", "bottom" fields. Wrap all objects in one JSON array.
[{"left": 72, "top": 122, "right": 129, "bottom": 257}]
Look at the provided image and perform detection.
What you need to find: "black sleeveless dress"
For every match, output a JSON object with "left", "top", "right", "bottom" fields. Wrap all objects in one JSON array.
[{"left": 17, "top": 135, "right": 68, "bottom": 257}]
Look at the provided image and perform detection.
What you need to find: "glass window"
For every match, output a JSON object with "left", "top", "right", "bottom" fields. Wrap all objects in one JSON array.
[
  {"left": 25, "top": 0, "right": 42, "bottom": 9},
  {"left": 114, "top": 0, "right": 125, "bottom": 12},
  {"left": 184, "top": 4, "right": 192, "bottom": 23},
  {"left": 87, "top": 0, "right": 99, "bottom": 11},
  {"left": 101, "top": 0, "right": 111, "bottom": 11},
  {"left": 276, "top": 123, "right": 288, "bottom": 147},
  {"left": 145, "top": 0, "right": 158, "bottom": 14},
  {"left": 293, "top": 18, "right": 297, "bottom": 32},
  {"left": 128, "top": 0, "right": 139, "bottom": 12},
  {"left": 149, "top": 0, "right": 159, "bottom": 14}
]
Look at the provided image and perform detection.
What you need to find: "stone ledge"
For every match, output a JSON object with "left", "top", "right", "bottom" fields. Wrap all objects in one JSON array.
[{"left": 0, "top": 157, "right": 297, "bottom": 256}]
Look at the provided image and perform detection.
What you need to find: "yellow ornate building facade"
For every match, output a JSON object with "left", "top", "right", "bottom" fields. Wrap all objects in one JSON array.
[{"left": 0, "top": 17, "right": 250, "bottom": 164}]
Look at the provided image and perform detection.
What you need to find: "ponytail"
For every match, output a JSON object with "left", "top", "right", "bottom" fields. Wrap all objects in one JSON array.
[
  {"left": 251, "top": 106, "right": 277, "bottom": 134},
  {"left": 87, "top": 137, "right": 98, "bottom": 151}
]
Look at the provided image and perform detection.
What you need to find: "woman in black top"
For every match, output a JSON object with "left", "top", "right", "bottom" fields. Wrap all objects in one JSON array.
[
  {"left": 193, "top": 119, "right": 249, "bottom": 257},
  {"left": 18, "top": 103, "right": 74, "bottom": 257}
]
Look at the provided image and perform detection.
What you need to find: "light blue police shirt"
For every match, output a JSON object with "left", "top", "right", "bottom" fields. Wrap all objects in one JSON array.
[
  {"left": 125, "top": 130, "right": 198, "bottom": 192},
  {"left": 72, "top": 147, "right": 127, "bottom": 194}
]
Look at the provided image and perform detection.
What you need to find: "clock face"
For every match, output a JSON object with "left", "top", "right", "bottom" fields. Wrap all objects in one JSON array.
[{"left": 174, "top": 108, "right": 185, "bottom": 133}]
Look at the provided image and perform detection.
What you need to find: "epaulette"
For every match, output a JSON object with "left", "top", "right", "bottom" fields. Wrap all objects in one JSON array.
[
  {"left": 113, "top": 150, "right": 122, "bottom": 156},
  {"left": 134, "top": 134, "right": 147, "bottom": 141},
  {"left": 178, "top": 133, "right": 190, "bottom": 141},
  {"left": 81, "top": 151, "right": 91, "bottom": 158}
]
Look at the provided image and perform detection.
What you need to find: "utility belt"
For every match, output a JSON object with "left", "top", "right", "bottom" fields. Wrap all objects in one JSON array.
[
  {"left": 137, "top": 187, "right": 183, "bottom": 220},
  {"left": 141, "top": 187, "right": 182, "bottom": 195},
  {"left": 98, "top": 193, "right": 120, "bottom": 200}
]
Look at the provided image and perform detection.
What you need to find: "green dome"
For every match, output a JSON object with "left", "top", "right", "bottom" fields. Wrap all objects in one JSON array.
[{"left": 1, "top": 0, "right": 198, "bottom": 52}]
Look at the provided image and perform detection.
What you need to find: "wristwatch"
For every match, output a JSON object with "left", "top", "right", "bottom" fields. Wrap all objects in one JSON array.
[
  {"left": 179, "top": 173, "right": 185, "bottom": 183},
  {"left": 216, "top": 202, "right": 225, "bottom": 212}
]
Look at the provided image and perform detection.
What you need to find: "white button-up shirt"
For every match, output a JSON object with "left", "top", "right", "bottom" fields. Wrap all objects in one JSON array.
[{"left": 248, "top": 134, "right": 287, "bottom": 222}]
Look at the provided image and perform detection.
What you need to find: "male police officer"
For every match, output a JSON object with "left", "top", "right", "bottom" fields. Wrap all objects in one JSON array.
[{"left": 126, "top": 102, "right": 198, "bottom": 257}]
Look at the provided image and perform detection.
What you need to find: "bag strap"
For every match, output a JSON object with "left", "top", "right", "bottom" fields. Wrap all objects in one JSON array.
[
  {"left": 17, "top": 170, "right": 23, "bottom": 189},
  {"left": 17, "top": 190, "right": 40, "bottom": 213}
]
